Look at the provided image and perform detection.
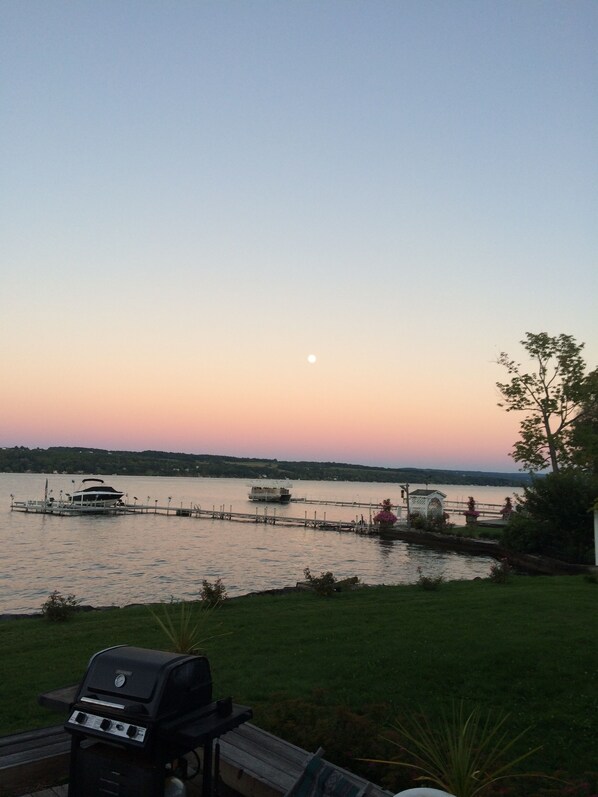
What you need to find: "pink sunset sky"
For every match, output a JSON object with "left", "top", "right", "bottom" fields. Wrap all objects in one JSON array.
[{"left": 1, "top": 2, "right": 596, "bottom": 472}]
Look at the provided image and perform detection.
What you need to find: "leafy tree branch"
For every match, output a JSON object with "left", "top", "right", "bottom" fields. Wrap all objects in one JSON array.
[{"left": 496, "top": 332, "right": 591, "bottom": 473}]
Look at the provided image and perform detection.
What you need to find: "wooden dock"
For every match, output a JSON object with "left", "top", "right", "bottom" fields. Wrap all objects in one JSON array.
[
  {"left": 11, "top": 493, "right": 506, "bottom": 530},
  {"left": 10, "top": 498, "right": 374, "bottom": 533}
]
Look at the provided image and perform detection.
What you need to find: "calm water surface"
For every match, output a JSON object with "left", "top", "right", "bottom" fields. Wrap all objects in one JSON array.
[{"left": 0, "top": 474, "right": 520, "bottom": 614}]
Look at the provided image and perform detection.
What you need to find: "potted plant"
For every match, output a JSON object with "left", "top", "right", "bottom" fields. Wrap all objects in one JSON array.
[
  {"left": 463, "top": 496, "right": 480, "bottom": 525},
  {"left": 374, "top": 498, "right": 398, "bottom": 533}
]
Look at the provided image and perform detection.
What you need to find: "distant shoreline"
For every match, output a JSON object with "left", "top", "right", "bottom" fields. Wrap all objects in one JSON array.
[{"left": 0, "top": 445, "right": 531, "bottom": 487}]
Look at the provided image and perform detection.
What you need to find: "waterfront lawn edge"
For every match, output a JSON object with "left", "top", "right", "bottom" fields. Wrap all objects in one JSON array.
[{"left": 0, "top": 576, "right": 596, "bottom": 785}]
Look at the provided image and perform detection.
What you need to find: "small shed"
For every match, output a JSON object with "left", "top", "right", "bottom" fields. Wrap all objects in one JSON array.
[{"left": 409, "top": 489, "right": 447, "bottom": 518}]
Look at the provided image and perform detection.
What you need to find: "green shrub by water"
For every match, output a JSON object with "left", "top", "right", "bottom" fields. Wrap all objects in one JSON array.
[{"left": 1, "top": 576, "right": 596, "bottom": 792}]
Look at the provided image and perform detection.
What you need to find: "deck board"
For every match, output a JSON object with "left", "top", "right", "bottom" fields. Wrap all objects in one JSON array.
[{"left": 3, "top": 717, "right": 391, "bottom": 797}]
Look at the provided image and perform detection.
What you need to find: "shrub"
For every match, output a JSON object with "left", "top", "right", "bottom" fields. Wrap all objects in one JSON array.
[
  {"left": 200, "top": 577, "right": 228, "bottom": 608},
  {"left": 478, "top": 528, "right": 504, "bottom": 540},
  {"left": 150, "top": 597, "right": 228, "bottom": 653},
  {"left": 303, "top": 567, "right": 337, "bottom": 597},
  {"left": 409, "top": 513, "right": 454, "bottom": 533},
  {"left": 364, "top": 701, "right": 541, "bottom": 797},
  {"left": 501, "top": 471, "right": 597, "bottom": 563},
  {"left": 409, "top": 513, "right": 427, "bottom": 530},
  {"left": 489, "top": 558, "right": 512, "bottom": 584},
  {"left": 416, "top": 567, "right": 444, "bottom": 591},
  {"left": 41, "top": 590, "right": 81, "bottom": 622}
]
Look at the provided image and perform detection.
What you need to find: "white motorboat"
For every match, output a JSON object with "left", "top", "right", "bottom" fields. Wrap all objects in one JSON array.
[{"left": 70, "top": 478, "right": 124, "bottom": 507}]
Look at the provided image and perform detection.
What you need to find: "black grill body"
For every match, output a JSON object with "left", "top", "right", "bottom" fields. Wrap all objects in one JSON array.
[{"left": 65, "top": 645, "right": 251, "bottom": 797}]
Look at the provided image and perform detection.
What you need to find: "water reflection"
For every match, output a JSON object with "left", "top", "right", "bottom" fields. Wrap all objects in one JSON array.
[{"left": 0, "top": 474, "right": 503, "bottom": 614}]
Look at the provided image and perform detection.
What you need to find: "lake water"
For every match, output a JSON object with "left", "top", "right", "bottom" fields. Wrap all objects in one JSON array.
[{"left": 0, "top": 473, "right": 521, "bottom": 615}]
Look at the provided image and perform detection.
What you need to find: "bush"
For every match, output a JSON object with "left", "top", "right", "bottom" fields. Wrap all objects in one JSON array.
[
  {"left": 416, "top": 567, "right": 444, "bottom": 591},
  {"left": 478, "top": 528, "right": 504, "bottom": 540},
  {"left": 199, "top": 578, "right": 228, "bottom": 608},
  {"left": 502, "top": 471, "right": 597, "bottom": 563},
  {"left": 41, "top": 590, "right": 81, "bottom": 622},
  {"left": 365, "top": 701, "right": 540, "bottom": 797},
  {"left": 488, "top": 558, "right": 511, "bottom": 584},
  {"left": 303, "top": 567, "right": 337, "bottom": 597},
  {"left": 150, "top": 597, "right": 228, "bottom": 653},
  {"left": 409, "top": 512, "right": 454, "bottom": 533}
]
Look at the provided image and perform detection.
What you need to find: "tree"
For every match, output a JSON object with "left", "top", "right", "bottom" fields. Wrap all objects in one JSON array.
[
  {"left": 570, "top": 367, "right": 598, "bottom": 474},
  {"left": 496, "top": 333, "right": 590, "bottom": 473}
]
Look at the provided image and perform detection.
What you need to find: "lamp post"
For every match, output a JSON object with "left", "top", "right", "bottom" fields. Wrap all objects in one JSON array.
[{"left": 400, "top": 483, "right": 411, "bottom": 528}]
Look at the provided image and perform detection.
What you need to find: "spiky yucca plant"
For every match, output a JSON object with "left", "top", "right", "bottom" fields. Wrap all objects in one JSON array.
[
  {"left": 150, "top": 598, "right": 228, "bottom": 654},
  {"left": 365, "top": 702, "right": 541, "bottom": 797}
]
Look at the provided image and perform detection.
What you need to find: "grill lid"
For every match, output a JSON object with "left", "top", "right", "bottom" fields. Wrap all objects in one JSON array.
[{"left": 74, "top": 645, "right": 212, "bottom": 719}]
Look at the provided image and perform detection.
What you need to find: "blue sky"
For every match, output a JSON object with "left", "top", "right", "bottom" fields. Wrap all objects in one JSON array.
[{"left": 1, "top": 1, "right": 596, "bottom": 471}]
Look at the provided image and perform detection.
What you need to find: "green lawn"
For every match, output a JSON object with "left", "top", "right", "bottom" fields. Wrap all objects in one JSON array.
[{"left": 1, "top": 576, "right": 596, "bottom": 791}]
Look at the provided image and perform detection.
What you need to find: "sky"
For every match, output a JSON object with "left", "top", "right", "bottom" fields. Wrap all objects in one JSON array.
[{"left": 1, "top": 1, "right": 596, "bottom": 472}]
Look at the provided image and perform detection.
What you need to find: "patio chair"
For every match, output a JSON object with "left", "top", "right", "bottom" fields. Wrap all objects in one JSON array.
[
  {"left": 286, "top": 748, "right": 372, "bottom": 797},
  {"left": 393, "top": 789, "right": 456, "bottom": 796}
]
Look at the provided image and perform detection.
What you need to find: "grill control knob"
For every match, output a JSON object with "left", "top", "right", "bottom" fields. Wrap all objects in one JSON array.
[
  {"left": 100, "top": 718, "right": 112, "bottom": 731},
  {"left": 126, "top": 725, "right": 138, "bottom": 738},
  {"left": 75, "top": 712, "right": 87, "bottom": 724}
]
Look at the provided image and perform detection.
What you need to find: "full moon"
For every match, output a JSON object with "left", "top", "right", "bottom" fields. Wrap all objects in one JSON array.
[{"left": 307, "top": 354, "right": 317, "bottom": 364}]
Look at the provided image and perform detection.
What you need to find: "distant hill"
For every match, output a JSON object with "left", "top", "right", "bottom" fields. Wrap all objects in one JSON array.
[{"left": 0, "top": 445, "right": 531, "bottom": 487}]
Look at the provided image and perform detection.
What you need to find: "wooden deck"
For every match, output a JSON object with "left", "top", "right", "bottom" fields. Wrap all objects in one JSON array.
[
  {"left": 16, "top": 788, "right": 67, "bottom": 797},
  {"left": 2, "top": 683, "right": 391, "bottom": 797},
  {"left": 0, "top": 725, "right": 70, "bottom": 797},
  {"left": 2, "top": 721, "right": 391, "bottom": 797}
]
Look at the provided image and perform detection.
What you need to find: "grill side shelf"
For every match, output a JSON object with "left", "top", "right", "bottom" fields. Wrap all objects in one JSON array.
[{"left": 165, "top": 703, "right": 253, "bottom": 749}]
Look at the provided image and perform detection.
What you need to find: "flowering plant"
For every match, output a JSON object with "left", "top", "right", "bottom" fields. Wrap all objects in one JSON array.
[
  {"left": 374, "top": 498, "right": 397, "bottom": 526},
  {"left": 464, "top": 496, "right": 480, "bottom": 518}
]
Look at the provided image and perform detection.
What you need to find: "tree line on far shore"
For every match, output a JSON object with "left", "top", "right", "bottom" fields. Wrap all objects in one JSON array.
[{"left": 0, "top": 445, "right": 529, "bottom": 487}]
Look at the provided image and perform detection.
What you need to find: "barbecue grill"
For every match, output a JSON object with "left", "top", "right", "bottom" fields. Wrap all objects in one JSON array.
[{"left": 64, "top": 645, "right": 251, "bottom": 797}]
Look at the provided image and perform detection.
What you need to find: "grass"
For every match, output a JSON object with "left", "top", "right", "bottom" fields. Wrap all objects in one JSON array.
[{"left": 1, "top": 576, "right": 597, "bottom": 791}]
